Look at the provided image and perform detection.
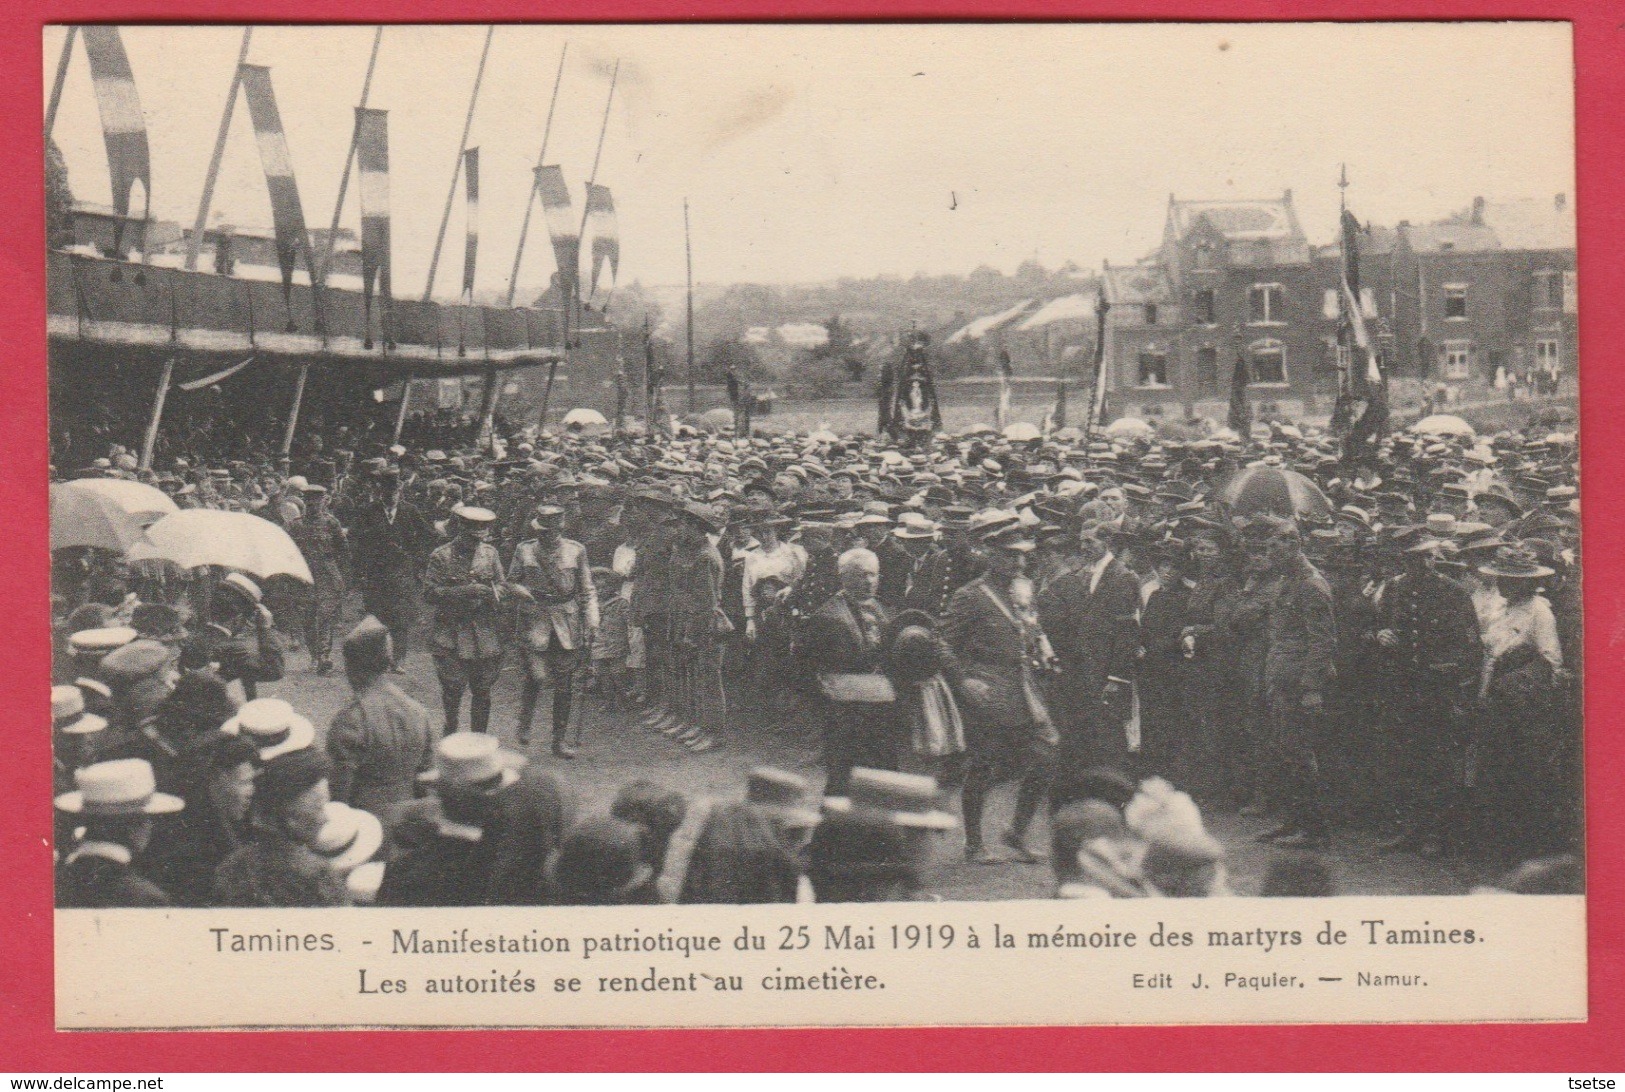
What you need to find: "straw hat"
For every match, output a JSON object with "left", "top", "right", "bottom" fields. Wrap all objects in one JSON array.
[
  {"left": 419, "top": 732, "right": 525, "bottom": 794},
  {"left": 824, "top": 768, "right": 958, "bottom": 830},
  {"left": 55, "top": 758, "right": 183, "bottom": 817},
  {"left": 51, "top": 685, "right": 107, "bottom": 737},
  {"left": 312, "top": 802, "right": 385, "bottom": 874},
  {"left": 1478, "top": 544, "right": 1555, "bottom": 580},
  {"left": 745, "top": 767, "right": 821, "bottom": 830},
  {"left": 221, "top": 698, "right": 316, "bottom": 762}
]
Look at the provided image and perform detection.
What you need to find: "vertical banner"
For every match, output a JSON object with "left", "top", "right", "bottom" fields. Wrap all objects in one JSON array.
[
  {"left": 80, "top": 27, "right": 151, "bottom": 258},
  {"left": 585, "top": 182, "right": 620, "bottom": 302},
  {"left": 355, "top": 107, "right": 392, "bottom": 349},
  {"left": 239, "top": 64, "right": 320, "bottom": 322},
  {"left": 461, "top": 147, "right": 480, "bottom": 304},
  {"left": 534, "top": 165, "right": 578, "bottom": 303}
]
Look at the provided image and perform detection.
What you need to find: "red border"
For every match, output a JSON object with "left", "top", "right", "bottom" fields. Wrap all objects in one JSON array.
[{"left": 4, "top": 1, "right": 1622, "bottom": 1072}]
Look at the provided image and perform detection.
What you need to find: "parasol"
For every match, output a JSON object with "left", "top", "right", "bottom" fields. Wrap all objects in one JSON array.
[
  {"left": 1218, "top": 465, "right": 1332, "bottom": 522},
  {"left": 1002, "top": 421, "right": 1042, "bottom": 442},
  {"left": 1104, "top": 416, "right": 1154, "bottom": 439},
  {"left": 50, "top": 482, "right": 152, "bottom": 553},
  {"left": 129, "top": 510, "right": 313, "bottom": 583},
  {"left": 1411, "top": 414, "right": 1476, "bottom": 439},
  {"left": 63, "top": 478, "right": 179, "bottom": 524},
  {"left": 562, "top": 407, "right": 609, "bottom": 429}
]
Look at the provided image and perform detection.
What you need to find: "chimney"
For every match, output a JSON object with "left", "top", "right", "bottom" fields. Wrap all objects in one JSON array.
[
  {"left": 1556, "top": 193, "right": 1567, "bottom": 212},
  {"left": 1471, "top": 196, "right": 1486, "bottom": 225}
]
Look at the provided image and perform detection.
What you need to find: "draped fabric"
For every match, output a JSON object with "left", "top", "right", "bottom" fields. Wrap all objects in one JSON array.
[
  {"left": 461, "top": 148, "right": 480, "bottom": 304},
  {"left": 81, "top": 27, "right": 151, "bottom": 258},
  {"left": 239, "top": 65, "right": 320, "bottom": 324},
  {"left": 585, "top": 183, "right": 620, "bottom": 300},
  {"left": 534, "top": 165, "right": 577, "bottom": 302},
  {"left": 354, "top": 107, "right": 392, "bottom": 349}
]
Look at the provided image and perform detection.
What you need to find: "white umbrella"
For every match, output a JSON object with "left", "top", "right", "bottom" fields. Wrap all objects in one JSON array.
[
  {"left": 62, "top": 478, "right": 179, "bottom": 524},
  {"left": 1411, "top": 413, "right": 1476, "bottom": 439},
  {"left": 807, "top": 427, "right": 840, "bottom": 444},
  {"left": 50, "top": 483, "right": 150, "bottom": 552},
  {"left": 129, "top": 510, "right": 313, "bottom": 583},
  {"left": 1104, "top": 416, "right": 1154, "bottom": 439},
  {"left": 1002, "top": 421, "right": 1043, "bottom": 442},
  {"left": 562, "top": 407, "right": 609, "bottom": 428}
]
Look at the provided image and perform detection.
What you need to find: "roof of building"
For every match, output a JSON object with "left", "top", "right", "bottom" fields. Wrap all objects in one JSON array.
[
  {"left": 1016, "top": 292, "right": 1097, "bottom": 331},
  {"left": 1475, "top": 197, "right": 1576, "bottom": 251},
  {"left": 1102, "top": 264, "right": 1173, "bottom": 307},
  {"left": 946, "top": 299, "right": 1038, "bottom": 343},
  {"left": 1170, "top": 195, "right": 1302, "bottom": 242}
]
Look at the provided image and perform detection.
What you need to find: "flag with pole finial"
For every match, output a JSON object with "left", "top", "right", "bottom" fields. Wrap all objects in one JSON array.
[
  {"left": 354, "top": 107, "right": 392, "bottom": 349},
  {"left": 239, "top": 64, "right": 321, "bottom": 327},
  {"left": 461, "top": 147, "right": 479, "bottom": 304},
  {"left": 81, "top": 27, "right": 151, "bottom": 259}
]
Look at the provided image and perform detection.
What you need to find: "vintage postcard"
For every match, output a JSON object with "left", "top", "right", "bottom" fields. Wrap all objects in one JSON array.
[{"left": 45, "top": 21, "right": 1584, "bottom": 1029}]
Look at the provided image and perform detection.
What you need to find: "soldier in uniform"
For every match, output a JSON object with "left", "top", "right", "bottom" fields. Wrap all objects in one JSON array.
[
  {"left": 508, "top": 504, "right": 599, "bottom": 757},
  {"left": 285, "top": 482, "right": 348, "bottom": 675},
  {"left": 422, "top": 506, "right": 509, "bottom": 736}
]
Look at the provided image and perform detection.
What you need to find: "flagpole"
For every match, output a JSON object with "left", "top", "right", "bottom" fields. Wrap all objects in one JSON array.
[
  {"left": 320, "top": 26, "right": 384, "bottom": 279},
  {"left": 139, "top": 359, "right": 176, "bottom": 472},
  {"left": 506, "top": 42, "right": 568, "bottom": 308},
  {"left": 185, "top": 28, "right": 254, "bottom": 271},
  {"left": 44, "top": 27, "right": 77, "bottom": 142},
  {"left": 685, "top": 198, "right": 696, "bottom": 415},
  {"left": 422, "top": 25, "right": 494, "bottom": 303},
  {"left": 392, "top": 380, "right": 413, "bottom": 444},
  {"left": 572, "top": 60, "right": 618, "bottom": 329}
]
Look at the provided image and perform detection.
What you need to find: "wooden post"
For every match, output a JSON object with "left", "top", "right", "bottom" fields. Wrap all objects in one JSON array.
[
  {"left": 139, "top": 359, "right": 175, "bottom": 471},
  {"left": 186, "top": 28, "right": 254, "bottom": 272},
  {"left": 320, "top": 27, "right": 384, "bottom": 280},
  {"left": 422, "top": 26, "right": 494, "bottom": 302},
  {"left": 44, "top": 27, "right": 77, "bottom": 142},
  {"left": 392, "top": 379, "right": 412, "bottom": 443},
  {"left": 538, "top": 359, "right": 561, "bottom": 436},
  {"left": 281, "top": 364, "right": 309, "bottom": 458},
  {"left": 476, "top": 365, "right": 500, "bottom": 453},
  {"left": 684, "top": 198, "right": 696, "bottom": 413}
]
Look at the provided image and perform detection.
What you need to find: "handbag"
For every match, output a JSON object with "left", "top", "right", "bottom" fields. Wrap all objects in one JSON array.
[{"left": 818, "top": 672, "right": 898, "bottom": 703}]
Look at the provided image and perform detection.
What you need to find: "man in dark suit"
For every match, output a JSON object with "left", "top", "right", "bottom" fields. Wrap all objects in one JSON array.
[
  {"left": 347, "top": 468, "right": 434, "bottom": 671},
  {"left": 1036, "top": 521, "right": 1143, "bottom": 782},
  {"left": 942, "top": 526, "right": 1058, "bottom": 864},
  {"left": 799, "top": 547, "right": 896, "bottom": 795}
]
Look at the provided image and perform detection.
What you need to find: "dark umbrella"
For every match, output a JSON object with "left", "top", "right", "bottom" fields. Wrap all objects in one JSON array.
[{"left": 1218, "top": 465, "right": 1332, "bottom": 522}]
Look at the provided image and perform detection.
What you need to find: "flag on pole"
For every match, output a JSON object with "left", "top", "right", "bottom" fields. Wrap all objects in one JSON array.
[
  {"left": 239, "top": 65, "right": 320, "bottom": 318},
  {"left": 585, "top": 182, "right": 620, "bottom": 301},
  {"left": 534, "top": 165, "right": 578, "bottom": 303},
  {"left": 354, "top": 107, "right": 392, "bottom": 349},
  {"left": 1340, "top": 209, "right": 1380, "bottom": 386},
  {"left": 461, "top": 147, "right": 480, "bottom": 304},
  {"left": 81, "top": 27, "right": 151, "bottom": 257}
]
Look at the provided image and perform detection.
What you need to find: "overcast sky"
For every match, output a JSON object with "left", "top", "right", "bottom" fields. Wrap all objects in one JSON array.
[{"left": 46, "top": 22, "right": 1574, "bottom": 297}]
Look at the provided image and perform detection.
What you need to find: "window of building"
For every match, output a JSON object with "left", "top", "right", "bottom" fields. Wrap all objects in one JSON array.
[
  {"left": 1443, "top": 340, "right": 1471, "bottom": 380},
  {"left": 1193, "top": 289, "right": 1215, "bottom": 325},
  {"left": 1144, "top": 303, "right": 1158, "bottom": 326},
  {"left": 1533, "top": 270, "right": 1562, "bottom": 310},
  {"left": 1248, "top": 283, "right": 1284, "bottom": 324},
  {"left": 1137, "top": 350, "right": 1169, "bottom": 388},
  {"left": 1536, "top": 338, "right": 1560, "bottom": 375},
  {"left": 1443, "top": 284, "right": 1468, "bottom": 320},
  {"left": 1196, "top": 346, "right": 1218, "bottom": 394},
  {"left": 1249, "top": 339, "right": 1287, "bottom": 385},
  {"left": 1194, "top": 243, "right": 1214, "bottom": 271}
]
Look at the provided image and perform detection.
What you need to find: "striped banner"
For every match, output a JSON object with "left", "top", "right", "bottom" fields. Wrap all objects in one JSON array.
[
  {"left": 239, "top": 64, "right": 319, "bottom": 312},
  {"left": 355, "top": 107, "right": 392, "bottom": 348},
  {"left": 534, "top": 165, "right": 577, "bottom": 299},
  {"left": 461, "top": 147, "right": 479, "bottom": 304},
  {"left": 585, "top": 183, "right": 619, "bottom": 300},
  {"left": 81, "top": 27, "right": 151, "bottom": 257}
]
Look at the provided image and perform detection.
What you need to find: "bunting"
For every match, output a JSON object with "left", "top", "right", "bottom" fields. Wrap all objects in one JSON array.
[
  {"left": 354, "top": 107, "right": 392, "bottom": 349},
  {"left": 461, "top": 147, "right": 480, "bottom": 304},
  {"left": 81, "top": 27, "right": 151, "bottom": 257},
  {"left": 239, "top": 64, "right": 320, "bottom": 322},
  {"left": 534, "top": 165, "right": 578, "bottom": 302},
  {"left": 585, "top": 182, "right": 620, "bottom": 300}
]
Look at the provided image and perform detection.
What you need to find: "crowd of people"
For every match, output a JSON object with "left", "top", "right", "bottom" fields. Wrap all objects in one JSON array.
[{"left": 50, "top": 407, "right": 1585, "bottom": 907}]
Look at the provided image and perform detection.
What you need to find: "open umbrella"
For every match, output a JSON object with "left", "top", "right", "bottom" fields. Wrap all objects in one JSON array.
[
  {"left": 1218, "top": 465, "right": 1332, "bottom": 522},
  {"left": 50, "top": 482, "right": 151, "bottom": 552},
  {"left": 807, "top": 426, "right": 840, "bottom": 444},
  {"left": 63, "top": 478, "right": 179, "bottom": 524},
  {"left": 1002, "top": 421, "right": 1043, "bottom": 442},
  {"left": 1411, "top": 413, "right": 1476, "bottom": 439},
  {"left": 129, "top": 510, "right": 313, "bottom": 583},
  {"left": 562, "top": 407, "right": 609, "bottom": 429},
  {"left": 696, "top": 407, "right": 736, "bottom": 432},
  {"left": 1104, "top": 416, "right": 1154, "bottom": 439}
]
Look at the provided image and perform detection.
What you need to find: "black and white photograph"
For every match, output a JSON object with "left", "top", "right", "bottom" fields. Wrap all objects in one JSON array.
[{"left": 46, "top": 21, "right": 1582, "bottom": 924}]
